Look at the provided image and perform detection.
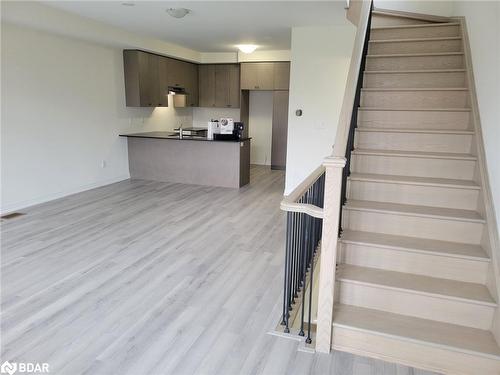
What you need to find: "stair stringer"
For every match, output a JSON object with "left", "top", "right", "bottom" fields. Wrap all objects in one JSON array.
[{"left": 457, "top": 15, "right": 500, "bottom": 344}]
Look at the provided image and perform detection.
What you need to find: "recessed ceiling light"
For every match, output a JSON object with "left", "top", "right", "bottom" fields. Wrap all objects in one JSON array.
[
  {"left": 237, "top": 44, "right": 258, "bottom": 54},
  {"left": 121, "top": 2, "right": 135, "bottom": 6},
  {"left": 166, "top": 8, "right": 191, "bottom": 18}
]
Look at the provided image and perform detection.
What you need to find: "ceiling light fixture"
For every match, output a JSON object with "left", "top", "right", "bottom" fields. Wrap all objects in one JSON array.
[
  {"left": 237, "top": 44, "right": 258, "bottom": 54},
  {"left": 121, "top": 2, "right": 135, "bottom": 6},
  {"left": 166, "top": 8, "right": 191, "bottom": 18}
]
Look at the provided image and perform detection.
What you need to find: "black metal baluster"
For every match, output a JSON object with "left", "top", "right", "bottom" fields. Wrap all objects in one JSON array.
[
  {"left": 299, "top": 208, "right": 309, "bottom": 337},
  {"left": 282, "top": 211, "right": 292, "bottom": 328}
]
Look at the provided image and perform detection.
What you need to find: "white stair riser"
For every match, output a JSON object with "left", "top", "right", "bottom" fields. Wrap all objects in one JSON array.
[
  {"left": 354, "top": 130, "right": 472, "bottom": 153},
  {"left": 343, "top": 209, "right": 484, "bottom": 243},
  {"left": 361, "top": 90, "right": 468, "bottom": 108},
  {"left": 348, "top": 179, "right": 479, "bottom": 210},
  {"left": 341, "top": 243, "right": 488, "bottom": 283},
  {"left": 366, "top": 54, "right": 464, "bottom": 71},
  {"left": 332, "top": 327, "right": 500, "bottom": 375},
  {"left": 371, "top": 15, "right": 435, "bottom": 27},
  {"left": 370, "top": 25, "right": 460, "bottom": 40},
  {"left": 369, "top": 39, "right": 462, "bottom": 54},
  {"left": 358, "top": 109, "right": 471, "bottom": 130},
  {"left": 351, "top": 154, "right": 476, "bottom": 180},
  {"left": 363, "top": 71, "right": 466, "bottom": 89},
  {"left": 338, "top": 281, "right": 494, "bottom": 329}
]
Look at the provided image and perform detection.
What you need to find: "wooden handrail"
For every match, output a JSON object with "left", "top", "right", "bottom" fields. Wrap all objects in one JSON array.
[{"left": 280, "top": 165, "right": 325, "bottom": 218}]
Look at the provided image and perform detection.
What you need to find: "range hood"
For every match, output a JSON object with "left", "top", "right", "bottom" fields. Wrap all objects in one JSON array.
[{"left": 169, "top": 86, "right": 188, "bottom": 108}]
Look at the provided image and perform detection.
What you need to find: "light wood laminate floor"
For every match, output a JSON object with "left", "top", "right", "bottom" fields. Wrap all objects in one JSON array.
[{"left": 1, "top": 166, "right": 438, "bottom": 375}]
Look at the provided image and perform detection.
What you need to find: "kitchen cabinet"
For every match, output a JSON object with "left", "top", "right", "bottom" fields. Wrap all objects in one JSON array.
[
  {"left": 123, "top": 50, "right": 198, "bottom": 107},
  {"left": 167, "top": 58, "right": 198, "bottom": 107},
  {"left": 240, "top": 62, "right": 274, "bottom": 90},
  {"left": 198, "top": 65, "right": 216, "bottom": 107},
  {"left": 198, "top": 64, "right": 240, "bottom": 108},
  {"left": 271, "top": 90, "right": 289, "bottom": 170},
  {"left": 123, "top": 50, "right": 165, "bottom": 107},
  {"left": 273, "top": 62, "right": 290, "bottom": 90}
]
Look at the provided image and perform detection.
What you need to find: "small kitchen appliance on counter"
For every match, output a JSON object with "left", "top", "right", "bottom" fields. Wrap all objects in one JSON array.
[{"left": 213, "top": 118, "right": 244, "bottom": 141}]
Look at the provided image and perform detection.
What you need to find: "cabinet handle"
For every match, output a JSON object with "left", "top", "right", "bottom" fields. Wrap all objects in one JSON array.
[
  {"left": 227, "top": 105, "right": 232, "bottom": 107},
  {"left": 254, "top": 86, "right": 259, "bottom": 89}
]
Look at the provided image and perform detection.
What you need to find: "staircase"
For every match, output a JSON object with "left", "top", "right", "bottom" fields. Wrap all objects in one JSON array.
[{"left": 330, "top": 10, "right": 500, "bottom": 375}]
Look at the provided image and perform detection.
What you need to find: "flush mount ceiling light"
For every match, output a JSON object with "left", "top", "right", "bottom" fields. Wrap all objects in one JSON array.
[
  {"left": 166, "top": 8, "right": 191, "bottom": 18},
  {"left": 237, "top": 44, "right": 258, "bottom": 54},
  {"left": 121, "top": 2, "right": 135, "bottom": 6}
]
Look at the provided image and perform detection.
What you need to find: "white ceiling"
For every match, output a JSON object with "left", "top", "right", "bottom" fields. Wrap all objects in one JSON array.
[{"left": 43, "top": 1, "right": 348, "bottom": 53}]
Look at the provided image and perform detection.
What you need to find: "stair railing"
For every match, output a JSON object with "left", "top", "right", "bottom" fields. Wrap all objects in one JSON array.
[
  {"left": 315, "top": 0, "right": 373, "bottom": 353},
  {"left": 280, "top": 166, "right": 325, "bottom": 344}
]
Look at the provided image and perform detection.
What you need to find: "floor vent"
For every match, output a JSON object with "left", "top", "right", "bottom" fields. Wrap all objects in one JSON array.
[{"left": 1, "top": 212, "right": 25, "bottom": 220}]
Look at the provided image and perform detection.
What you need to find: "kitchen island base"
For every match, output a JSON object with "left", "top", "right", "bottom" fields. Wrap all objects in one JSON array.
[{"left": 126, "top": 137, "right": 250, "bottom": 188}]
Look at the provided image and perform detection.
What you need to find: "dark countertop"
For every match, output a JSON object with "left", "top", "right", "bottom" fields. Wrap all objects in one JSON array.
[{"left": 120, "top": 131, "right": 250, "bottom": 142}]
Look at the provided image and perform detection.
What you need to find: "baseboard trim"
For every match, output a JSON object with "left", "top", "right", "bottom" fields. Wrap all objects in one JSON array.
[{"left": 0, "top": 174, "right": 130, "bottom": 214}]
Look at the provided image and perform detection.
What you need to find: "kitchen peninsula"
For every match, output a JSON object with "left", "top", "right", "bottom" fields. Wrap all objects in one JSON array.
[{"left": 120, "top": 132, "right": 251, "bottom": 188}]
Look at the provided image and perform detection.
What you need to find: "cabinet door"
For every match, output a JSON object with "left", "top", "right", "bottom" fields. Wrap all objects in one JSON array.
[
  {"left": 228, "top": 64, "right": 240, "bottom": 108},
  {"left": 240, "top": 63, "right": 273, "bottom": 90},
  {"left": 215, "top": 65, "right": 230, "bottom": 108},
  {"left": 240, "top": 63, "right": 259, "bottom": 90},
  {"left": 274, "top": 62, "right": 290, "bottom": 90},
  {"left": 271, "top": 90, "right": 289, "bottom": 169},
  {"left": 185, "top": 62, "right": 198, "bottom": 107},
  {"left": 157, "top": 56, "right": 169, "bottom": 107},
  {"left": 256, "top": 63, "right": 274, "bottom": 90},
  {"left": 198, "top": 65, "right": 215, "bottom": 107},
  {"left": 167, "top": 58, "right": 188, "bottom": 88}
]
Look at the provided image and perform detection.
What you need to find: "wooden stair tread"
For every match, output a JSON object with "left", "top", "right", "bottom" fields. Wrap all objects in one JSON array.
[
  {"left": 369, "top": 36, "right": 462, "bottom": 43},
  {"left": 344, "top": 199, "right": 485, "bottom": 223},
  {"left": 364, "top": 69, "right": 466, "bottom": 74},
  {"left": 372, "top": 8, "right": 452, "bottom": 24},
  {"left": 372, "top": 22, "right": 460, "bottom": 30},
  {"left": 359, "top": 107, "right": 472, "bottom": 112},
  {"left": 353, "top": 148, "right": 477, "bottom": 160},
  {"left": 341, "top": 230, "right": 489, "bottom": 261},
  {"left": 361, "top": 87, "right": 468, "bottom": 92},
  {"left": 333, "top": 304, "right": 500, "bottom": 359},
  {"left": 337, "top": 264, "right": 495, "bottom": 306},
  {"left": 356, "top": 127, "right": 474, "bottom": 135},
  {"left": 367, "top": 52, "right": 464, "bottom": 58},
  {"left": 348, "top": 173, "right": 480, "bottom": 189}
]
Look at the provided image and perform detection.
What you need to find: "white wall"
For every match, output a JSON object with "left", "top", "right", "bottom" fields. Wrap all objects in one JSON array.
[
  {"left": 285, "top": 25, "right": 356, "bottom": 193},
  {"left": 249, "top": 91, "right": 274, "bottom": 166},
  {"left": 373, "top": 0, "right": 454, "bottom": 17},
  {"left": 452, "top": 1, "right": 500, "bottom": 231},
  {"left": 0, "top": 23, "right": 192, "bottom": 213}
]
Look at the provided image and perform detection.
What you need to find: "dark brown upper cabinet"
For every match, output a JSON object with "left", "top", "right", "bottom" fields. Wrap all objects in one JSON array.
[
  {"left": 198, "top": 64, "right": 240, "bottom": 108},
  {"left": 273, "top": 62, "right": 291, "bottom": 90},
  {"left": 198, "top": 65, "right": 216, "bottom": 107},
  {"left": 123, "top": 50, "right": 198, "bottom": 107},
  {"left": 240, "top": 62, "right": 274, "bottom": 90},
  {"left": 167, "top": 58, "right": 198, "bottom": 107},
  {"left": 123, "top": 50, "right": 166, "bottom": 107}
]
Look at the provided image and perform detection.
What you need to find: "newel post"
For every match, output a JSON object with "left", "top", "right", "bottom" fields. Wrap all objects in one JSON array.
[{"left": 315, "top": 156, "right": 346, "bottom": 353}]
